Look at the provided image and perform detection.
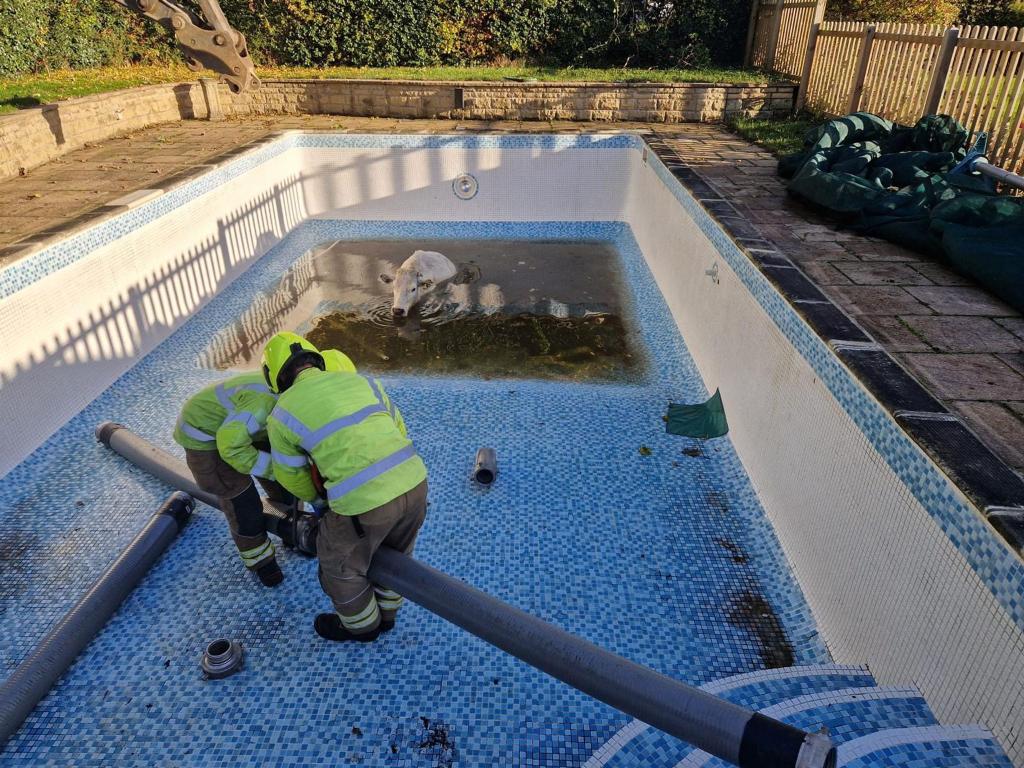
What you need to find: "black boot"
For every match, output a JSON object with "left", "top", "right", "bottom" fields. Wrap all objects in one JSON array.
[
  {"left": 314, "top": 613, "right": 381, "bottom": 642},
  {"left": 256, "top": 559, "right": 284, "bottom": 587}
]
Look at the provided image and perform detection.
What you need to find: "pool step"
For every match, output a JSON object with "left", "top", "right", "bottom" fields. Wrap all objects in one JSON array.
[
  {"left": 584, "top": 665, "right": 1013, "bottom": 767},
  {"left": 586, "top": 664, "right": 875, "bottom": 768},
  {"left": 837, "top": 725, "right": 1013, "bottom": 767}
]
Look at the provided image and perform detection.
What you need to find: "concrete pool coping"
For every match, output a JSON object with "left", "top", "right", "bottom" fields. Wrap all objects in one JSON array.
[{"left": 0, "top": 116, "right": 1021, "bottom": 557}]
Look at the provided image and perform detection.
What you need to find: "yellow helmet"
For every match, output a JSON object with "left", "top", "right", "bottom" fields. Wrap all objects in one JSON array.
[
  {"left": 322, "top": 349, "right": 357, "bottom": 374},
  {"left": 261, "top": 332, "right": 324, "bottom": 393}
]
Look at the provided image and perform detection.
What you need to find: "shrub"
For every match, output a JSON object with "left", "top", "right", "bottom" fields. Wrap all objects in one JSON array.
[
  {"left": 0, "top": 0, "right": 753, "bottom": 76},
  {"left": 0, "top": 0, "right": 167, "bottom": 76}
]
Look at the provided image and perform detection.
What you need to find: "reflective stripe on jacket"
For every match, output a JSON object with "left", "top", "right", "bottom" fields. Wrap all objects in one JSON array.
[
  {"left": 267, "top": 368, "right": 426, "bottom": 516},
  {"left": 173, "top": 372, "right": 276, "bottom": 479}
]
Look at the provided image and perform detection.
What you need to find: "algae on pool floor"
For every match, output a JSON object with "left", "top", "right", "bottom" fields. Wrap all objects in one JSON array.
[
  {"left": 205, "top": 239, "right": 646, "bottom": 381},
  {"left": 306, "top": 310, "right": 639, "bottom": 381}
]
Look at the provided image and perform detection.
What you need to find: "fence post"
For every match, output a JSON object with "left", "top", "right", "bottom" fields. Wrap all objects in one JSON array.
[
  {"left": 795, "top": 22, "right": 821, "bottom": 113},
  {"left": 924, "top": 26, "right": 960, "bottom": 115},
  {"left": 764, "top": 1, "right": 787, "bottom": 73},
  {"left": 744, "top": 0, "right": 762, "bottom": 67},
  {"left": 848, "top": 25, "right": 877, "bottom": 113}
]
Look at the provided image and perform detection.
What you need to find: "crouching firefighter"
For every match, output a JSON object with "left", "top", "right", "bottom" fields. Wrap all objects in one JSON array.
[
  {"left": 173, "top": 372, "right": 292, "bottom": 587},
  {"left": 263, "top": 332, "right": 428, "bottom": 642}
]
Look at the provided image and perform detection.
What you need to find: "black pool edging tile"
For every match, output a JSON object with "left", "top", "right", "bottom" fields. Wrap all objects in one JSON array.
[
  {"left": 644, "top": 133, "right": 1024, "bottom": 555},
  {"left": 834, "top": 347, "right": 948, "bottom": 414}
]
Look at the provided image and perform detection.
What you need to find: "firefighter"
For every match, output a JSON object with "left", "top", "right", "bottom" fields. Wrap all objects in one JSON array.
[
  {"left": 173, "top": 372, "right": 289, "bottom": 587},
  {"left": 262, "top": 332, "right": 428, "bottom": 642},
  {"left": 173, "top": 348, "right": 358, "bottom": 587}
]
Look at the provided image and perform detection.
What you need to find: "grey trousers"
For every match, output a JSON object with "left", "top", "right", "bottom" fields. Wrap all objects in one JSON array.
[
  {"left": 317, "top": 480, "right": 428, "bottom": 634},
  {"left": 184, "top": 447, "right": 290, "bottom": 569}
]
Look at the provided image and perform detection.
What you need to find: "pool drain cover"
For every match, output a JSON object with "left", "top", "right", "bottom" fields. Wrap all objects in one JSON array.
[
  {"left": 201, "top": 638, "right": 244, "bottom": 680},
  {"left": 452, "top": 173, "right": 478, "bottom": 200}
]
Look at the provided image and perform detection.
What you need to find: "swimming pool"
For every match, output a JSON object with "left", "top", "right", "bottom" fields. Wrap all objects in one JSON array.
[{"left": 0, "top": 133, "right": 1020, "bottom": 766}]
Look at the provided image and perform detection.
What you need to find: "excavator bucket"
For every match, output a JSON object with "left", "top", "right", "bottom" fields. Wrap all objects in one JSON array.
[{"left": 111, "top": 0, "right": 259, "bottom": 93}]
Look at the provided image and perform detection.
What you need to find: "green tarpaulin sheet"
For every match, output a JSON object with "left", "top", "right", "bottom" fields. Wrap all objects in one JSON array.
[
  {"left": 779, "top": 113, "right": 1024, "bottom": 313},
  {"left": 666, "top": 388, "right": 729, "bottom": 439}
]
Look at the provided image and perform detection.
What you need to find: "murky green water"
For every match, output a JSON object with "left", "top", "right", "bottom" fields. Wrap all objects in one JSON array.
[{"left": 203, "top": 239, "right": 643, "bottom": 381}]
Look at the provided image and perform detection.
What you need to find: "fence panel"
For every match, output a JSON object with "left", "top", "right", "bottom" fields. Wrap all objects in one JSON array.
[
  {"left": 748, "top": 0, "right": 823, "bottom": 77},
  {"left": 939, "top": 26, "right": 1024, "bottom": 173},
  {"left": 774, "top": 1, "right": 823, "bottom": 77},
  {"left": 749, "top": 1, "right": 780, "bottom": 69},
  {"left": 804, "top": 21, "right": 865, "bottom": 115},
  {"left": 859, "top": 23, "right": 945, "bottom": 124},
  {"left": 797, "top": 21, "right": 1024, "bottom": 173}
]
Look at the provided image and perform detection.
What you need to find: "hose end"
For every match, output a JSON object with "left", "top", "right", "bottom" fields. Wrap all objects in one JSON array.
[
  {"left": 96, "top": 421, "right": 125, "bottom": 445},
  {"left": 796, "top": 731, "right": 836, "bottom": 768},
  {"left": 473, "top": 447, "right": 497, "bottom": 485},
  {"left": 157, "top": 491, "right": 195, "bottom": 531}
]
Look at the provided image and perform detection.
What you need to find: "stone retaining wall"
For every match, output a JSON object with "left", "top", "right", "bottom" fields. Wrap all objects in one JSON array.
[
  {"left": 0, "top": 83, "right": 208, "bottom": 180},
  {"left": 217, "top": 78, "right": 795, "bottom": 124},
  {"left": 0, "top": 78, "right": 795, "bottom": 180}
]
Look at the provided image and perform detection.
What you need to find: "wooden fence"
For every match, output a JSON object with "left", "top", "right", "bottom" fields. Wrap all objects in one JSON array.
[
  {"left": 745, "top": 0, "right": 826, "bottom": 77},
  {"left": 746, "top": 7, "right": 1024, "bottom": 173}
]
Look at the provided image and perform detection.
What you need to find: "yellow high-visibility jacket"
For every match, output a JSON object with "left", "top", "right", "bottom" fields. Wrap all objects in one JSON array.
[
  {"left": 267, "top": 368, "right": 425, "bottom": 516},
  {"left": 173, "top": 372, "right": 276, "bottom": 479}
]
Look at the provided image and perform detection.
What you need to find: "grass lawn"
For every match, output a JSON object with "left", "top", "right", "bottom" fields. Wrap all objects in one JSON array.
[
  {"left": 729, "top": 115, "right": 816, "bottom": 157},
  {"left": 0, "top": 63, "right": 774, "bottom": 115}
]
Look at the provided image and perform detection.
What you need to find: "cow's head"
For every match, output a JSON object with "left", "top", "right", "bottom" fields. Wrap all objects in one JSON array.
[{"left": 380, "top": 267, "right": 434, "bottom": 317}]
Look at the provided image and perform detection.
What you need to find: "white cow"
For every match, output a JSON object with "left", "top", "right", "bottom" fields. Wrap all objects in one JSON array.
[{"left": 380, "top": 250, "right": 458, "bottom": 317}]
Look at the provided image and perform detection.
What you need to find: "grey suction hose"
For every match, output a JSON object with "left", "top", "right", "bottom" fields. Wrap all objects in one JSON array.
[
  {"left": 97, "top": 422, "right": 219, "bottom": 508},
  {"left": 94, "top": 422, "right": 835, "bottom": 768},
  {"left": 369, "top": 549, "right": 834, "bottom": 768},
  {"left": 0, "top": 491, "right": 193, "bottom": 747},
  {"left": 96, "top": 422, "right": 316, "bottom": 553}
]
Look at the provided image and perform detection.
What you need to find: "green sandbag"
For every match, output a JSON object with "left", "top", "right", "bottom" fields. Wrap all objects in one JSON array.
[
  {"left": 788, "top": 151, "right": 890, "bottom": 218},
  {"left": 779, "top": 112, "right": 893, "bottom": 178},
  {"left": 869, "top": 150, "right": 957, "bottom": 188},
  {"left": 943, "top": 224, "right": 1024, "bottom": 311}
]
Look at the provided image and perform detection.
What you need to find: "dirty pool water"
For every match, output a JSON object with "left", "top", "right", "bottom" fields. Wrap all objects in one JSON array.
[{"left": 201, "top": 240, "right": 643, "bottom": 381}]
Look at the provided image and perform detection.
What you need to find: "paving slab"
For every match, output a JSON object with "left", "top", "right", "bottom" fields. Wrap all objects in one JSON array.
[
  {"left": 823, "top": 285, "right": 934, "bottom": 316},
  {"left": 900, "top": 354, "right": 1024, "bottom": 401},
  {"left": 900, "top": 316, "right": 1024, "bottom": 354},
  {"left": 855, "top": 315, "right": 934, "bottom": 353},
  {"left": 906, "top": 285, "right": 1019, "bottom": 317},
  {"left": 832, "top": 261, "right": 935, "bottom": 286}
]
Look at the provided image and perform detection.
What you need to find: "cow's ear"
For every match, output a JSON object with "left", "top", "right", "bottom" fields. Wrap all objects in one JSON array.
[
  {"left": 379, "top": 273, "right": 393, "bottom": 284},
  {"left": 419, "top": 277, "right": 434, "bottom": 289}
]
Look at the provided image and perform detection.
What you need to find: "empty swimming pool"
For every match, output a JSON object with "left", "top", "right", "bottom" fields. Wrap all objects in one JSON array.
[{"left": 0, "top": 133, "right": 1020, "bottom": 766}]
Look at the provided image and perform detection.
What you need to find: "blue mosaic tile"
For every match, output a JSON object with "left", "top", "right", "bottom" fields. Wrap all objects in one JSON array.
[{"left": 0, "top": 220, "right": 825, "bottom": 765}]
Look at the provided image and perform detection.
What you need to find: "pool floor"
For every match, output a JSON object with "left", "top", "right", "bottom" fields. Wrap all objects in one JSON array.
[{"left": 0, "top": 220, "right": 826, "bottom": 767}]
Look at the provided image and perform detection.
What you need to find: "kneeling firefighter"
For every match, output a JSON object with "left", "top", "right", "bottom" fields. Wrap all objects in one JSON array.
[
  {"left": 173, "top": 348, "right": 358, "bottom": 586},
  {"left": 263, "top": 332, "right": 428, "bottom": 642}
]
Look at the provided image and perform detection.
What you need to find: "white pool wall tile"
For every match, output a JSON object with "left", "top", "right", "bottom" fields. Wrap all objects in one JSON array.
[
  {"left": 297, "top": 147, "right": 634, "bottom": 221},
  {"left": 0, "top": 147, "right": 306, "bottom": 477},
  {"left": 623, "top": 149, "right": 1024, "bottom": 761}
]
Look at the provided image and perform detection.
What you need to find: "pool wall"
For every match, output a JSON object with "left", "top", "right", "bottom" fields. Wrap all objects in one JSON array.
[{"left": 0, "top": 132, "right": 1021, "bottom": 762}]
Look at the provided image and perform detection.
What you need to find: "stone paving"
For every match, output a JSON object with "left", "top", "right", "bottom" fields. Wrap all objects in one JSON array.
[
  {"left": 0, "top": 115, "right": 1020, "bottom": 476},
  {"left": 662, "top": 127, "right": 1024, "bottom": 477}
]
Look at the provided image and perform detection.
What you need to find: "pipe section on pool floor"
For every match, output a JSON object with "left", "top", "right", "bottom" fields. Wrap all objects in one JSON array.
[
  {"left": 0, "top": 491, "right": 193, "bottom": 747},
  {"left": 95, "top": 422, "right": 835, "bottom": 768}
]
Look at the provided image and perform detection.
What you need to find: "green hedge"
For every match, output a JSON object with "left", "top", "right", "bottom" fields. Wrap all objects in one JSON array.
[
  {"left": 1, "top": 0, "right": 752, "bottom": 77},
  {"left": 0, "top": 0, "right": 166, "bottom": 76}
]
